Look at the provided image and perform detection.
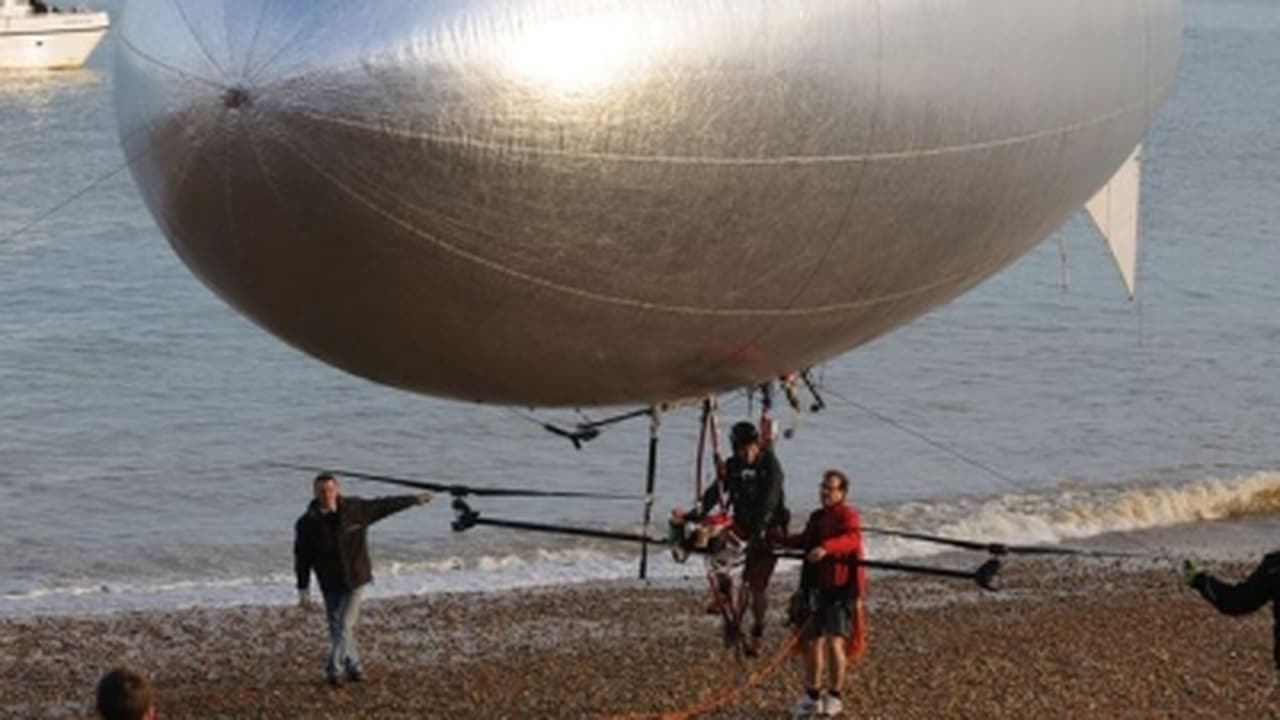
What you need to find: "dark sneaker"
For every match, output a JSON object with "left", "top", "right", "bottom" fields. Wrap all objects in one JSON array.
[
  {"left": 326, "top": 674, "right": 343, "bottom": 688},
  {"left": 347, "top": 669, "right": 363, "bottom": 683},
  {"left": 744, "top": 624, "right": 764, "bottom": 657},
  {"left": 721, "top": 619, "right": 741, "bottom": 647}
]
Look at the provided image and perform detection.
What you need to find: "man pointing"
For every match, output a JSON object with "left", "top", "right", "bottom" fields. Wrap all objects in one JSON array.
[{"left": 294, "top": 471, "right": 432, "bottom": 686}]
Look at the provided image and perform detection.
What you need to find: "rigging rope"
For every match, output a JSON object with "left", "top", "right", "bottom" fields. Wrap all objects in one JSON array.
[
  {"left": 0, "top": 127, "right": 153, "bottom": 247},
  {"left": 599, "top": 620, "right": 808, "bottom": 720},
  {"left": 816, "top": 382, "right": 1176, "bottom": 562},
  {"left": 821, "top": 384, "right": 1022, "bottom": 487},
  {"left": 694, "top": 398, "right": 710, "bottom": 500}
]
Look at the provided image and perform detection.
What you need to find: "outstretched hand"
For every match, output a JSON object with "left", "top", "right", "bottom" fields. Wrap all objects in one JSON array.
[
  {"left": 416, "top": 491, "right": 433, "bottom": 505},
  {"left": 1180, "top": 559, "right": 1201, "bottom": 588},
  {"left": 806, "top": 546, "right": 828, "bottom": 564}
]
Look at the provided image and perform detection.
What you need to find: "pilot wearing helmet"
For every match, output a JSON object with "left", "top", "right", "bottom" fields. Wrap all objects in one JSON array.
[{"left": 700, "top": 420, "right": 789, "bottom": 656}]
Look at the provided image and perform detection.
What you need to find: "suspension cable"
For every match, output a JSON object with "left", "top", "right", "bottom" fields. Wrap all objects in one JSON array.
[
  {"left": 817, "top": 382, "right": 1175, "bottom": 562},
  {"left": 1, "top": 130, "right": 153, "bottom": 246}
]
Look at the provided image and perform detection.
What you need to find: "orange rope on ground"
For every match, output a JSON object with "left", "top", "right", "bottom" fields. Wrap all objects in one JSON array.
[
  {"left": 849, "top": 601, "right": 868, "bottom": 661},
  {"left": 600, "top": 625, "right": 806, "bottom": 720}
]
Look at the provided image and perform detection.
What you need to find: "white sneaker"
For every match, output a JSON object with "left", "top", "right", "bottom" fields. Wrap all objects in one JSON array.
[
  {"left": 790, "top": 693, "right": 821, "bottom": 717},
  {"left": 820, "top": 693, "right": 843, "bottom": 717}
]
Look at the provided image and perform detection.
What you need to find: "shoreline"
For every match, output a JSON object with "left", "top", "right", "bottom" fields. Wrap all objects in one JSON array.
[{"left": 3, "top": 557, "right": 1277, "bottom": 718}]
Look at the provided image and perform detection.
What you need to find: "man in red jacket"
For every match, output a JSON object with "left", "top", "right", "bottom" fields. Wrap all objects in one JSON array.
[{"left": 786, "top": 469, "right": 866, "bottom": 718}]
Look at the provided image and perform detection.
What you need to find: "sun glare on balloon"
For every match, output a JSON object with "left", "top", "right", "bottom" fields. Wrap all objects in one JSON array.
[{"left": 499, "top": 13, "right": 648, "bottom": 96}]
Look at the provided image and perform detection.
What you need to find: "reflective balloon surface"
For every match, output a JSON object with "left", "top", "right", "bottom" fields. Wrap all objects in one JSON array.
[{"left": 115, "top": 0, "right": 1182, "bottom": 406}]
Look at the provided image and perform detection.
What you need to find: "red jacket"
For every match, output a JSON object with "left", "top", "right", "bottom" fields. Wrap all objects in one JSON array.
[{"left": 786, "top": 502, "right": 867, "bottom": 597}]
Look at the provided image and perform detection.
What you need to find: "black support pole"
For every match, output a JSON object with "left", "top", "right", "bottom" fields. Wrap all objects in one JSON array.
[
  {"left": 461, "top": 516, "right": 667, "bottom": 545},
  {"left": 451, "top": 498, "right": 667, "bottom": 544},
  {"left": 638, "top": 407, "right": 660, "bottom": 580},
  {"left": 450, "top": 498, "right": 1001, "bottom": 591}
]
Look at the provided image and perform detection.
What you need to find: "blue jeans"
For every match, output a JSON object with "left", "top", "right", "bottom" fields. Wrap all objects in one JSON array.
[{"left": 322, "top": 586, "right": 364, "bottom": 677}]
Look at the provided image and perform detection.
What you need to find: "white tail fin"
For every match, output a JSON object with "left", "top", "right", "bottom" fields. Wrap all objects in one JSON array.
[{"left": 1086, "top": 144, "right": 1143, "bottom": 300}]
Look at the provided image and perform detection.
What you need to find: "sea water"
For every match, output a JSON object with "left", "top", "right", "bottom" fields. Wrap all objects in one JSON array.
[{"left": 2, "top": 0, "right": 1279, "bottom": 616}]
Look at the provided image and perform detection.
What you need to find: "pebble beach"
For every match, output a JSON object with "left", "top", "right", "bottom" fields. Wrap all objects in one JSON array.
[{"left": 3, "top": 558, "right": 1278, "bottom": 719}]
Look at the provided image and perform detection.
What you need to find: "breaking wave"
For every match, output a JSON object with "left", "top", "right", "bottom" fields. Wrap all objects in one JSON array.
[
  {"left": 867, "top": 471, "right": 1280, "bottom": 559},
  {"left": 4, "top": 472, "right": 1278, "bottom": 618}
]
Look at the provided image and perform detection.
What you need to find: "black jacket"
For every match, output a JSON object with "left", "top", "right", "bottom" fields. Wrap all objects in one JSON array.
[
  {"left": 1192, "top": 551, "right": 1280, "bottom": 670},
  {"left": 700, "top": 448, "right": 788, "bottom": 537},
  {"left": 294, "top": 495, "right": 418, "bottom": 593}
]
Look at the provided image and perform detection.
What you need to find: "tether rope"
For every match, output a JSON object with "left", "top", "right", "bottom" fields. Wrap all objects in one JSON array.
[{"left": 600, "top": 621, "right": 809, "bottom": 720}]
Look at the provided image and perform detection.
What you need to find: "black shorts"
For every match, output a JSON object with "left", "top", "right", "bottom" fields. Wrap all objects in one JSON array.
[{"left": 802, "top": 589, "right": 853, "bottom": 639}]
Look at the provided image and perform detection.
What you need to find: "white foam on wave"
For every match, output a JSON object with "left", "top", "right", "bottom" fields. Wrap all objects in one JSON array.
[
  {"left": 5, "top": 472, "right": 1278, "bottom": 617},
  {"left": 0, "top": 546, "right": 703, "bottom": 618},
  {"left": 866, "top": 470, "right": 1280, "bottom": 559}
]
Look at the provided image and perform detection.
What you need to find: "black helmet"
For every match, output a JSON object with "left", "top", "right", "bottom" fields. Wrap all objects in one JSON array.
[{"left": 730, "top": 421, "right": 759, "bottom": 447}]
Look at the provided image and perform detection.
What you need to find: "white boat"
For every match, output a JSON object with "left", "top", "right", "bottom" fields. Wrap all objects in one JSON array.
[{"left": 0, "top": 0, "right": 108, "bottom": 70}]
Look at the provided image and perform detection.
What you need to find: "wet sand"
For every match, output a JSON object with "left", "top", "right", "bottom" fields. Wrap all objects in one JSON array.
[{"left": 3, "top": 558, "right": 1278, "bottom": 719}]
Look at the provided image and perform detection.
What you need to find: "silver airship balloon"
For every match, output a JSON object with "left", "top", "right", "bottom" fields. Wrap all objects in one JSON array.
[{"left": 114, "top": 0, "right": 1182, "bottom": 407}]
